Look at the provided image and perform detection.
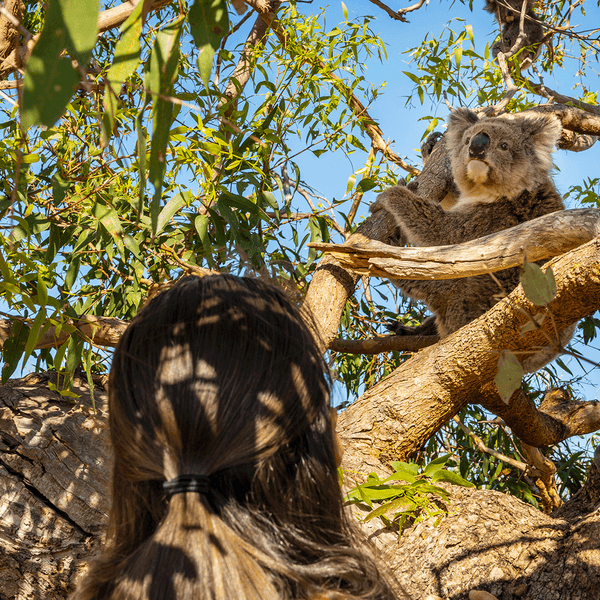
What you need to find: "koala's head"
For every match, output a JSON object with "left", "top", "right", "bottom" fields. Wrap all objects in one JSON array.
[{"left": 447, "top": 108, "right": 562, "bottom": 203}]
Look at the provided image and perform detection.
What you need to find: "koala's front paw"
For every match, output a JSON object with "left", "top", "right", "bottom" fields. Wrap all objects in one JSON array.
[
  {"left": 369, "top": 186, "right": 408, "bottom": 216},
  {"left": 421, "top": 131, "right": 443, "bottom": 165}
]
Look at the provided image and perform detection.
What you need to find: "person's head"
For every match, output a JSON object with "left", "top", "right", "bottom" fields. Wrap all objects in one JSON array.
[{"left": 73, "top": 275, "right": 399, "bottom": 600}]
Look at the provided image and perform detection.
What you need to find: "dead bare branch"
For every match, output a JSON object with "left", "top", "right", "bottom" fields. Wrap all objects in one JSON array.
[
  {"left": 0, "top": 315, "right": 128, "bottom": 351},
  {"left": 368, "top": 0, "right": 428, "bottom": 22},
  {"left": 530, "top": 83, "right": 600, "bottom": 116},
  {"left": 309, "top": 208, "right": 600, "bottom": 281}
]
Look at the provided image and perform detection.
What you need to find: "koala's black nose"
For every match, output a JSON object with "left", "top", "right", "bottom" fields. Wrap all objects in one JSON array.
[{"left": 469, "top": 132, "right": 490, "bottom": 158}]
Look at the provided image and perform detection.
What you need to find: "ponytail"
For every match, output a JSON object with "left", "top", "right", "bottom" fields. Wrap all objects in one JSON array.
[{"left": 71, "top": 276, "right": 403, "bottom": 600}]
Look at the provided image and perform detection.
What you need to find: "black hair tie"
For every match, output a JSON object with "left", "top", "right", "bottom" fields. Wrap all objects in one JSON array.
[{"left": 163, "top": 474, "right": 211, "bottom": 497}]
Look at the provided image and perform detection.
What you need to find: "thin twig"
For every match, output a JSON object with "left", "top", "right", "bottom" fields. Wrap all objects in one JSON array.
[{"left": 453, "top": 416, "right": 530, "bottom": 472}]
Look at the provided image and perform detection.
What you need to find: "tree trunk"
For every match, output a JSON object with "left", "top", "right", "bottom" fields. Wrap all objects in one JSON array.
[{"left": 0, "top": 373, "right": 109, "bottom": 600}]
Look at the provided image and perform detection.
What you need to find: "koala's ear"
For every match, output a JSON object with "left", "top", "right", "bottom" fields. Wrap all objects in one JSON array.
[
  {"left": 446, "top": 108, "right": 480, "bottom": 154},
  {"left": 519, "top": 113, "right": 562, "bottom": 152},
  {"left": 448, "top": 108, "right": 480, "bottom": 132}
]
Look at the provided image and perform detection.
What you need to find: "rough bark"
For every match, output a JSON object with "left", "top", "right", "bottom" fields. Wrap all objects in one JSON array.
[
  {"left": 0, "top": 0, "right": 23, "bottom": 78},
  {"left": 0, "top": 373, "right": 109, "bottom": 599},
  {"left": 362, "top": 473, "right": 600, "bottom": 600},
  {"left": 0, "top": 316, "right": 128, "bottom": 352}
]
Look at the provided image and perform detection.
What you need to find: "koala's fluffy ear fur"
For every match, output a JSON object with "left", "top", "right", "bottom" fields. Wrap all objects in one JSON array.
[
  {"left": 507, "top": 112, "right": 563, "bottom": 172},
  {"left": 448, "top": 107, "right": 480, "bottom": 131},
  {"left": 517, "top": 112, "right": 562, "bottom": 150},
  {"left": 446, "top": 108, "right": 480, "bottom": 150}
]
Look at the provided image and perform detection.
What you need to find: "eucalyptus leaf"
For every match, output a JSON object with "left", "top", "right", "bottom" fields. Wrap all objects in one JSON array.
[
  {"left": 495, "top": 349, "right": 524, "bottom": 404},
  {"left": 146, "top": 17, "right": 184, "bottom": 233},
  {"left": 102, "top": 0, "right": 145, "bottom": 146},
  {"left": 521, "top": 259, "right": 557, "bottom": 306},
  {"left": 189, "top": 0, "right": 230, "bottom": 86}
]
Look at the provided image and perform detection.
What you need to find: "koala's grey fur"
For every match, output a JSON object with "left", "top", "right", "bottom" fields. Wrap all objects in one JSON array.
[
  {"left": 484, "top": 0, "right": 536, "bottom": 25},
  {"left": 485, "top": 0, "right": 545, "bottom": 69},
  {"left": 492, "top": 15, "right": 544, "bottom": 69},
  {"left": 371, "top": 108, "right": 572, "bottom": 371}
]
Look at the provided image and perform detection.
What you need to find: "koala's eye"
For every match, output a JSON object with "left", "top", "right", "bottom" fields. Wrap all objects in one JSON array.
[
  {"left": 500, "top": 142, "right": 509, "bottom": 150},
  {"left": 464, "top": 136, "right": 470, "bottom": 145}
]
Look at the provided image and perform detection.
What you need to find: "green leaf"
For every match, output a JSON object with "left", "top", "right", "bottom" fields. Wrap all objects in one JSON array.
[
  {"left": 495, "top": 349, "right": 524, "bottom": 404},
  {"left": 23, "top": 307, "right": 47, "bottom": 366},
  {"left": 60, "top": 0, "right": 99, "bottom": 67},
  {"left": 93, "top": 202, "right": 125, "bottom": 258},
  {"left": 423, "top": 454, "right": 452, "bottom": 474},
  {"left": 521, "top": 259, "right": 557, "bottom": 306},
  {"left": 262, "top": 191, "right": 278, "bottom": 209},
  {"left": 357, "top": 178, "right": 376, "bottom": 193},
  {"left": 364, "top": 496, "right": 417, "bottom": 522},
  {"left": 82, "top": 346, "right": 95, "bottom": 409},
  {"left": 217, "top": 198, "right": 239, "bottom": 236},
  {"left": 189, "top": 0, "right": 230, "bottom": 86},
  {"left": 48, "top": 380, "right": 80, "bottom": 398},
  {"left": 36, "top": 274, "right": 48, "bottom": 307},
  {"left": 346, "top": 174, "right": 356, "bottom": 195},
  {"left": 156, "top": 192, "right": 188, "bottom": 234},
  {"left": 341, "top": 1, "right": 349, "bottom": 20},
  {"left": 93, "top": 202, "right": 123, "bottom": 237},
  {"left": 53, "top": 338, "right": 70, "bottom": 373},
  {"left": 146, "top": 17, "right": 184, "bottom": 233},
  {"left": 22, "top": 37, "right": 79, "bottom": 128},
  {"left": 102, "top": 0, "right": 145, "bottom": 146},
  {"left": 123, "top": 234, "right": 142, "bottom": 259},
  {"left": 194, "top": 214, "right": 212, "bottom": 260},
  {"left": 1, "top": 321, "right": 29, "bottom": 384},
  {"left": 65, "top": 257, "right": 80, "bottom": 291},
  {"left": 21, "top": 0, "right": 98, "bottom": 128},
  {"left": 431, "top": 469, "right": 474, "bottom": 487},
  {"left": 390, "top": 461, "right": 420, "bottom": 477},
  {"left": 52, "top": 175, "right": 71, "bottom": 205},
  {"left": 64, "top": 333, "right": 84, "bottom": 389},
  {"left": 136, "top": 113, "right": 147, "bottom": 216}
]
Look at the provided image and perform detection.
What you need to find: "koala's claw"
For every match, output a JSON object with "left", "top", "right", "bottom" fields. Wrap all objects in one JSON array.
[{"left": 386, "top": 316, "right": 439, "bottom": 337}]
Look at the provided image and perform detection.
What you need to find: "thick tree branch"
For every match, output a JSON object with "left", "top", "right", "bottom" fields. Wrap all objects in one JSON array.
[
  {"left": 0, "top": 315, "right": 128, "bottom": 351},
  {"left": 303, "top": 133, "right": 451, "bottom": 348},
  {"left": 529, "top": 83, "right": 600, "bottom": 116},
  {"left": 479, "top": 386, "right": 600, "bottom": 447},
  {"left": 336, "top": 238, "right": 600, "bottom": 463},
  {"left": 532, "top": 103, "right": 600, "bottom": 136}
]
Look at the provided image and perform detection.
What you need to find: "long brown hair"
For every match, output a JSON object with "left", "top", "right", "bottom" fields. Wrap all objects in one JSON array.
[{"left": 72, "top": 275, "right": 400, "bottom": 600}]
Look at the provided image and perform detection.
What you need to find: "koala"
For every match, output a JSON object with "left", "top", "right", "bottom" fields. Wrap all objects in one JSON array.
[
  {"left": 485, "top": 0, "right": 545, "bottom": 69},
  {"left": 371, "top": 108, "right": 573, "bottom": 372},
  {"left": 484, "top": 0, "right": 536, "bottom": 25},
  {"left": 492, "top": 16, "right": 544, "bottom": 69}
]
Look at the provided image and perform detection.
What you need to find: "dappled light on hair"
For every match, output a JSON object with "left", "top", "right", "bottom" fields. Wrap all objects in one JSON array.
[{"left": 70, "top": 275, "right": 401, "bottom": 600}]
